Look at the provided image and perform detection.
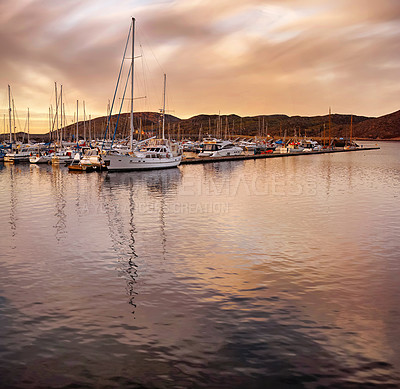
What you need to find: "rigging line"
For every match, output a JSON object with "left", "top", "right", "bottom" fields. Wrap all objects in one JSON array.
[
  {"left": 111, "top": 65, "right": 132, "bottom": 147},
  {"left": 137, "top": 28, "right": 164, "bottom": 111},
  {"left": 140, "top": 44, "right": 149, "bottom": 112},
  {"left": 137, "top": 25, "right": 165, "bottom": 74},
  {"left": 102, "top": 21, "right": 132, "bottom": 149}
]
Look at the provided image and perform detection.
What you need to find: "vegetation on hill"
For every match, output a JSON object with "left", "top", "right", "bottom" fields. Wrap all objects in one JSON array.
[{"left": 2, "top": 110, "right": 399, "bottom": 142}]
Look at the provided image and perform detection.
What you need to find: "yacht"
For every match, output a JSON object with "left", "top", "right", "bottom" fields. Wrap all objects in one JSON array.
[
  {"left": 301, "top": 140, "right": 321, "bottom": 152},
  {"left": 198, "top": 140, "right": 243, "bottom": 158},
  {"left": 51, "top": 150, "right": 75, "bottom": 165},
  {"left": 104, "top": 138, "right": 181, "bottom": 171},
  {"left": 102, "top": 21, "right": 181, "bottom": 172},
  {"left": 80, "top": 148, "right": 103, "bottom": 169},
  {"left": 4, "top": 147, "right": 33, "bottom": 163},
  {"left": 29, "top": 152, "right": 53, "bottom": 164},
  {"left": 238, "top": 140, "right": 257, "bottom": 151}
]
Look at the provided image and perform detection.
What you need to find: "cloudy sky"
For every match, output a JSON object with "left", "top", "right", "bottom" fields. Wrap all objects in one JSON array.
[{"left": 1, "top": 0, "right": 400, "bottom": 133}]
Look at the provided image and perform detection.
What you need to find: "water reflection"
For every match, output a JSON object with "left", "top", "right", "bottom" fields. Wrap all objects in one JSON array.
[
  {"left": 50, "top": 166, "right": 67, "bottom": 241},
  {"left": 1, "top": 143, "right": 399, "bottom": 388},
  {"left": 8, "top": 165, "right": 18, "bottom": 244},
  {"left": 104, "top": 168, "right": 182, "bottom": 196},
  {"left": 102, "top": 174, "right": 139, "bottom": 313}
]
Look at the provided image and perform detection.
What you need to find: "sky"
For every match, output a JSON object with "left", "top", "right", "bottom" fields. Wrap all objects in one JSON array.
[{"left": 1, "top": 0, "right": 400, "bottom": 133}]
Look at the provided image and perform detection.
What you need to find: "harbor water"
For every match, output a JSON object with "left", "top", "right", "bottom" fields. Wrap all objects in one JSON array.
[{"left": 0, "top": 141, "right": 399, "bottom": 388}]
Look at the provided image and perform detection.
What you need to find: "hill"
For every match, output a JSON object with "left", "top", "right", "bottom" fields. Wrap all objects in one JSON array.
[
  {"left": 1, "top": 110, "right": 399, "bottom": 142},
  {"left": 353, "top": 110, "right": 400, "bottom": 139}
]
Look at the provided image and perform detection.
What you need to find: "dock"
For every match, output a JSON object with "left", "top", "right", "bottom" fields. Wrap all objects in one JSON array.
[{"left": 180, "top": 146, "right": 380, "bottom": 165}]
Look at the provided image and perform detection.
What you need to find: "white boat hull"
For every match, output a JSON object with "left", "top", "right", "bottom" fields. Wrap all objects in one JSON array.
[
  {"left": 29, "top": 155, "right": 52, "bottom": 164},
  {"left": 4, "top": 152, "right": 31, "bottom": 163},
  {"left": 104, "top": 154, "right": 182, "bottom": 171},
  {"left": 199, "top": 147, "right": 242, "bottom": 158}
]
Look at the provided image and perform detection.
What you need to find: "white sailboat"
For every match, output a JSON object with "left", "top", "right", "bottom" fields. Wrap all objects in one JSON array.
[{"left": 103, "top": 18, "right": 182, "bottom": 172}]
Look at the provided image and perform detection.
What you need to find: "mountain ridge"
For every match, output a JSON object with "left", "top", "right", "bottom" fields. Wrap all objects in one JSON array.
[{"left": 2, "top": 110, "right": 399, "bottom": 141}]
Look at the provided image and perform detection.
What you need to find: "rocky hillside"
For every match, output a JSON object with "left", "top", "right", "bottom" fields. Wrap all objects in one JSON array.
[
  {"left": 353, "top": 110, "right": 400, "bottom": 139},
  {"left": 2, "top": 110, "right": 399, "bottom": 142}
]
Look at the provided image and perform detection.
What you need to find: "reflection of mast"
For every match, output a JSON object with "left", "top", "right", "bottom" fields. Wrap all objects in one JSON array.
[
  {"left": 9, "top": 166, "right": 17, "bottom": 242},
  {"left": 160, "top": 195, "right": 166, "bottom": 259},
  {"left": 126, "top": 182, "right": 138, "bottom": 311},
  {"left": 102, "top": 176, "right": 138, "bottom": 314},
  {"left": 52, "top": 166, "right": 67, "bottom": 241}
]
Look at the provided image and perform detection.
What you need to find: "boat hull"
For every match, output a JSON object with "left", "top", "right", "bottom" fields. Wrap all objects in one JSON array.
[
  {"left": 104, "top": 154, "right": 181, "bottom": 171},
  {"left": 29, "top": 156, "right": 52, "bottom": 164}
]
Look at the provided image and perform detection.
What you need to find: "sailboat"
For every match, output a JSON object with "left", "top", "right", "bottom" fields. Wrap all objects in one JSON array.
[{"left": 103, "top": 19, "right": 182, "bottom": 171}]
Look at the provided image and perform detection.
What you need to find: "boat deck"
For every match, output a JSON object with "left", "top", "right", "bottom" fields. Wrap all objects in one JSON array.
[{"left": 181, "top": 146, "right": 380, "bottom": 165}]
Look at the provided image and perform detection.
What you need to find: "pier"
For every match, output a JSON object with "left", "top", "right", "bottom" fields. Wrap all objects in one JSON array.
[{"left": 180, "top": 146, "right": 380, "bottom": 165}]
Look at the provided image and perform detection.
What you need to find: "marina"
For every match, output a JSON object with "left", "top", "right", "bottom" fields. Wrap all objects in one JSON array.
[
  {"left": 0, "top": 141, "right": 399, "bottom": 388},
  {"left": 180, "top": 145, "right": 380, "bottom": 164},
  {"left": 1, "top": 3, "right": 400, "bottom": 388}
]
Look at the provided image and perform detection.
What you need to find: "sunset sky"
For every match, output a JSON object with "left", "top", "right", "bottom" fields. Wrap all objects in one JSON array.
[{"left": 1, "top": 0, "right": 400, "bottom": 133}]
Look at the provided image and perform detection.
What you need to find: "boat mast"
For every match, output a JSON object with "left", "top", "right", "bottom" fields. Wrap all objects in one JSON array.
[
  {"left": 76, "top": 100, "right": 79, "bottom": 142},
  {"left": 27, "top": 107, "right": 30, "bottom": 144},
  {"left": 8, "top": 85, "right": 12, "bottom": 143},
  {"left": 55, "top": 82, "right": 58, "bottom": 146},
  {"left": 130, "top": 17, "right": 135, "bottom": 151},
  {"left": 60, "top": 85, "right": 63, "bottom": 144},
  {"left": 162, "top": 73, "right": 166, "bottom": 139},
  {"left": 12, "top": 98, "right": 16, "bottom": 142},
  {"left": 350, "top": 114, "right": 353, "bottom": 143},
  {"left": 328, "top": 106, "right": 331, "bottom": 149},
  {"left": 83, "top": 100, "right": 86, "bottom": 142}
]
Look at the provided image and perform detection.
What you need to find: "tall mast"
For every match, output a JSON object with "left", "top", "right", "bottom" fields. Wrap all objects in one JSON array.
[
  {"left": 328, "top": 107, "right": 331, "bottom": 149},
  {"left": 76, "top": 100, "right": 79, "bottom": 142},
  {"left": 63, "top": 104, "right": 66, "bottom": 141},
  {"left": 48, "top": 107, "right": 51, "bottom": 142},
  {"left": 12, "top": 99, "right": 16, "bottom": 142},
  {"left": 89, "top": 114, "right": 91, "bottom": 141},
  {"left": 350, "top": 114, "right": 353, "bottom": 142},
  {"left": 55, "top": 82, "right": 58, "bottom": 145},
  {"left": 130, "top": 17, "right": 135, "bottom": 151},
  {"left": 8, "top": 85, "right": 12, "bottom": 143},
  {"left": 162, "top": 73, "right": 166, "bottom": 139},
  {"left": 60, "top": 85, "right": 63, "bottom": 144},
  {"left": 83, "top": 100, "right": 86, "bottom": 141},
  {"left": 27, "top": 107, "right": 30, "bottom": 144}
]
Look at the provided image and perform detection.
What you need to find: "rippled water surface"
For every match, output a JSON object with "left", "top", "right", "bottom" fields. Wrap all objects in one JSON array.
[{"left": 1, "top": 142, "right": 400, "bottom": 388}]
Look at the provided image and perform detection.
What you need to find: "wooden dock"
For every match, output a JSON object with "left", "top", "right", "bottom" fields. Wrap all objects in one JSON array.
[{"left": 180, "top": 146, "right": 380, "bottom": 165}]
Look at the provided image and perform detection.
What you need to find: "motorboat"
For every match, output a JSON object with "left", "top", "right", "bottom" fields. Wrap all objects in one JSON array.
[
  {"left": 51, "top": 150, "right": 75, "bottom": 165},
  {"left": 80, "top": 148, "right": 103, "bottom": 169},
  {"left": 4, "top": 147, "right": 33, "bottom": 163},
  {"left": 198, "top": 140, "right": 243, "bottom": 157},
  {"left": 68, "top": 152, "right": 94, "bottom": 172},
  {"left": 29, "top": 152, "right": 53, "bottom": 164},
  {"left": 301, "top": 140, "right": 322, "bottom": 152}
]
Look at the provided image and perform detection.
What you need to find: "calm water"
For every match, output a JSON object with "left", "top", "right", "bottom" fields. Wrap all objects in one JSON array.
[{"left": 1, "top": 142, "right": 399, "bottom": 388}]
